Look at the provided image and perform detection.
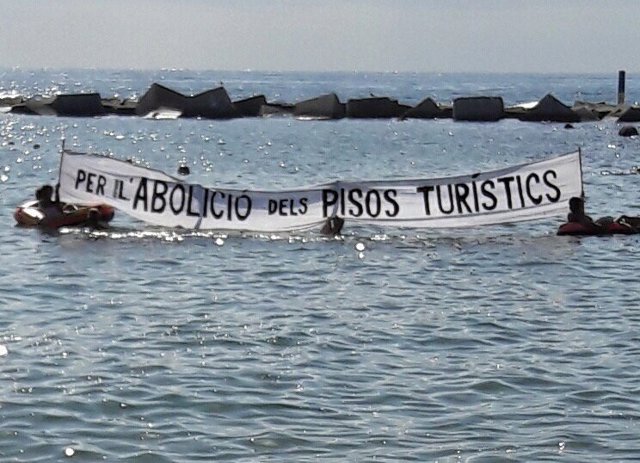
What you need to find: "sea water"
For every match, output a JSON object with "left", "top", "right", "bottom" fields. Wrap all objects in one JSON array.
[{"left": 1, "top": 69, "right": 640, "bottom": 462}]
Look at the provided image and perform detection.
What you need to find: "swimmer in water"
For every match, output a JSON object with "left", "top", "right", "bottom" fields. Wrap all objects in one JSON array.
[{"left": 320, "top": 216, "right": 344, "bottom": 236}]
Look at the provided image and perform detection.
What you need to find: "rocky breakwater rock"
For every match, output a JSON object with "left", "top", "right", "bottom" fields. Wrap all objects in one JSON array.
[
  {"left": 0, "top": 95, "right": 23, "bottom": 113},
  {"left": 346, "top": 96, "right": 410, "bottom": 118},
  {"left": 452, "top": 96, "right": 504, "bottom": 121},
  {"left": 618, "top": 106, "right": 640, "bottom": 123},
  {"left": 10, "top": 93, "right": 106, "bottom": 117},
  {"left": 135, "top": 83, "right": 240, "bottom": 119},
  {"left": 508, "top": 94, "right": 580, "bottom": 123},
  {"left": 401, "top": 97, "right": 451, "bottom": 119},
  {"left": 10, "top": 95, "right": 57, "bottom": 116},
  {"left": 101, "top": 97, "right": 138, "bottom": 116},
  {"left": 572, "top": 101, "right": 622, "bottom": 121},
  {"left": 50, "top": 93, "right": 106, "bottom": 117},
  {"left": 233, "top": 95, "right": 268, "bottom": 117},
  {"left": 294, "top": 93, "right": 345, "bottom": 120},
  {"left": 259, "top": 102, "right": 295, "bottom": 117}
]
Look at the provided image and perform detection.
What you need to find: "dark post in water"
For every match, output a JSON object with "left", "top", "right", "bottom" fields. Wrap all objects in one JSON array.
[{"left": 618, "top": 70, "right": 626, "bottom": 105}]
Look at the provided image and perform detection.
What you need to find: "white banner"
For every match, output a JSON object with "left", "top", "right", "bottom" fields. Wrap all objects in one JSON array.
[{"left": 58, "top": 150, "right": 582, "bottom": 231}]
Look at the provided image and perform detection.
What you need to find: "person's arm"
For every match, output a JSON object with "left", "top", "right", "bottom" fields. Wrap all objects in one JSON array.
[{"left": 617, "top": 215, "right": 640, "bottom": 231}]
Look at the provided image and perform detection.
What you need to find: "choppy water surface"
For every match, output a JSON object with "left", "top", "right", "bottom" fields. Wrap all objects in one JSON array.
[{"left": 1, "top": 70, "right": 640, "bottom": 462}]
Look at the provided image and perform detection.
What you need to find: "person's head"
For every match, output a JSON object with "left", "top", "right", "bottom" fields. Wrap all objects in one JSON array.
[
  {"left": 569, "top": 197, "right": 584, "bottom": 215},
  {"left": 36, "top": 185, "right": 54, "bottom": 202},
  {"left": 88, "top": 208, "right": 99, "bottom": 222}
]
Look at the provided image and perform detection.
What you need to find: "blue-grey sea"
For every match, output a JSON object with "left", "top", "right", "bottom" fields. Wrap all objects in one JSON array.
[{"left": 1, "top": 69, "right": 640, "bottom": 462}]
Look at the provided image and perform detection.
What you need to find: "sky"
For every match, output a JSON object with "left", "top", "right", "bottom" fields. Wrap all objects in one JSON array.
[{"left": 1, "top": 0, "right": 639, "bottom": 74}]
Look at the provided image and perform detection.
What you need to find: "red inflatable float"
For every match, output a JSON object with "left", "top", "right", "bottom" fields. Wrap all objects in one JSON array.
[
  {"left": 557, "top": 221, "right": 637, "bottom": 236},
  {"left": 14, "top": 200, "right": 115, "bottom": 228}
]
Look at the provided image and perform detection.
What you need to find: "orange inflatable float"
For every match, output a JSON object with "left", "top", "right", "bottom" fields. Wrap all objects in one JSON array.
[{"left": 14, "top": 200, "right": 115, "bottom": 228}]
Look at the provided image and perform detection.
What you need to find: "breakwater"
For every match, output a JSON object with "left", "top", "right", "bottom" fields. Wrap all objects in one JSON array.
[{"left": 1, "top": 82, "right": 640, "bottom": 123}]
